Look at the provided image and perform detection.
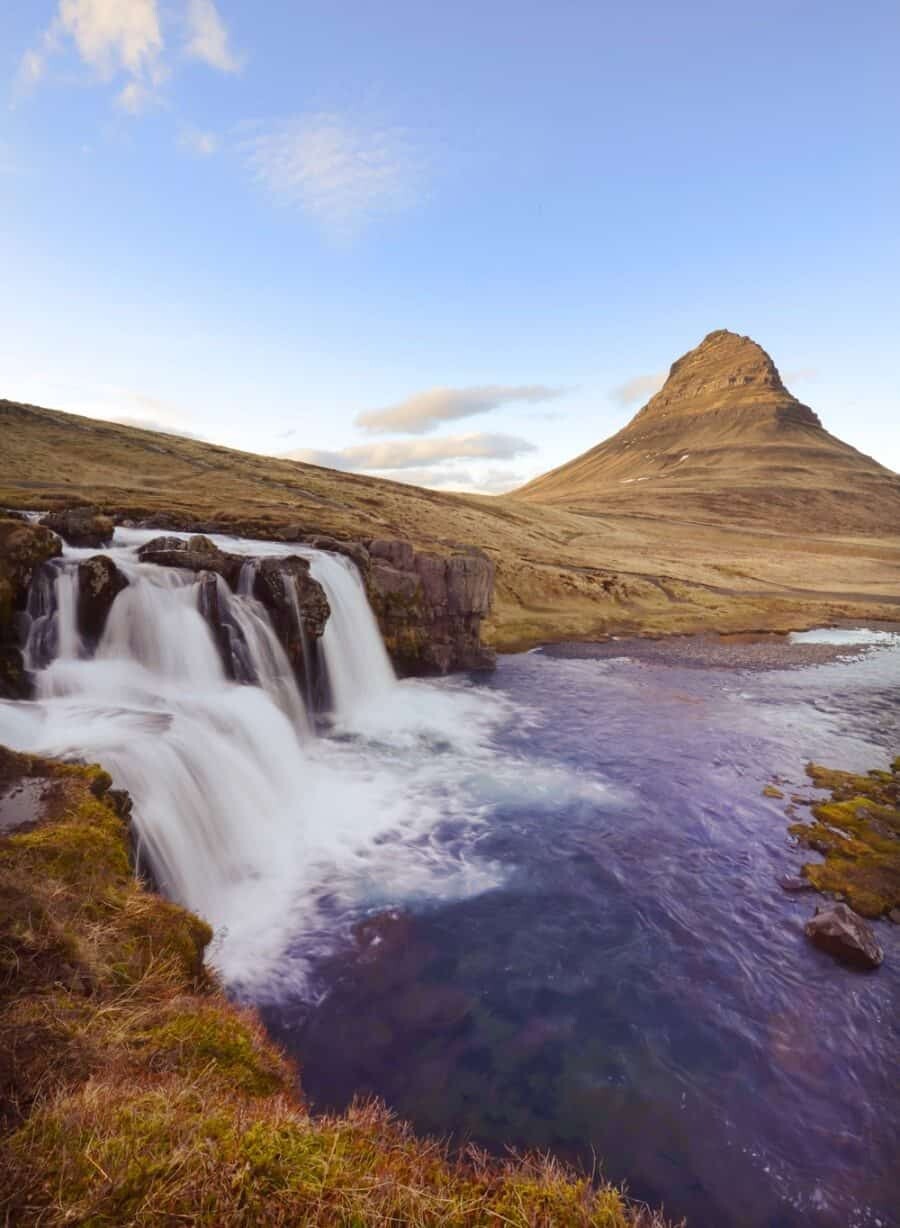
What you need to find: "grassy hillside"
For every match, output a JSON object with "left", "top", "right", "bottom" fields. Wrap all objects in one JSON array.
[{"left": 2, "top": 396, "right": 899, "bottom": 649}]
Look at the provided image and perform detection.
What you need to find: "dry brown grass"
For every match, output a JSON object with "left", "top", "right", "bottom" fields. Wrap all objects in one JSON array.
[
  {"left": 3, "top": 396, "right": 899, "bottom": 651},
  {"left": 0, "top": 746, "right": 677, "bottom": 1227}
]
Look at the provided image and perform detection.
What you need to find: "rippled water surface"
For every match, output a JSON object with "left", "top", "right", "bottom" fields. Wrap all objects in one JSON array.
[{"left": 263, "top": 637, "right": 900, "bottom": 1228}]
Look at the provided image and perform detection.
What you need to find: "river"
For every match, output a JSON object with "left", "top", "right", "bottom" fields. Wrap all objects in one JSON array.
[{"left": 1, "top": 528, "right": 897, "bottom": 1228}]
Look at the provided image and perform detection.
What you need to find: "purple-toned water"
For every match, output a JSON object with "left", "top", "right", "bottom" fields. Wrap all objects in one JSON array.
[
  {"left": 3, "top": 532, "right": 896, "bottom": 1227},
  {"left": 262, "top": 636, "right": 900, "bottom": 1228}
]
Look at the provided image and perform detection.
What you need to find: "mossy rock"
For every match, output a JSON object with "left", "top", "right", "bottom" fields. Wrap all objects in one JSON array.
[{"left": 788, "top": 759, "right": 900, "bottom": 917}]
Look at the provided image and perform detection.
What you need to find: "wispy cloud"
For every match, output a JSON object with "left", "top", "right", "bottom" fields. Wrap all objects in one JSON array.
[
  {"left": 377, "top": 465, "right": 529, "bottom": 494},
  {"left": 611, "top": 371, "right": 667, "bottom": 407},
  {"left": 184, "top": 0, "right": 242, "bottom": 72},
  {"left": 110, "top": 416, "right": 207, "bottom": 440},
  {"left": 285, "top": 432, "right": 536, "bottom": 472},
  {"left": 17, "top": 0, "right": 239, "bottom": 111},
  {"left": 244, "top": 112, "right": 428, "bottom": 236},
  {"left": 178, "top": 125, "right": 219, "bottom": 156},
  {"left": 783, "top": 367, "right": 818, "bottom": 385},
  {"left": 355, "top": 384, "right": 564, "bottom": 435}
]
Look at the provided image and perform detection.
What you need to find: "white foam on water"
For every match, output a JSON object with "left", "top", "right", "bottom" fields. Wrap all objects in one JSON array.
[
  {"left": 0, "top": 526, "right": 616, "bottom": 993},
  {"left": 789, "top": 627, "right": 899, "bottom": 646}
]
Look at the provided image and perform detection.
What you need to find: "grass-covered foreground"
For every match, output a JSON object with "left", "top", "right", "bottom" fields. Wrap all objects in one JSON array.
[{"left": 0, "top": 746, "right": 675, "bottom": 1227}]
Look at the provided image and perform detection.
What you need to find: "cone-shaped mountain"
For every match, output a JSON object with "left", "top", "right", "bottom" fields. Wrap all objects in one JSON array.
[{"left": 516, "top": 330, "right": 899, "bottom": 534}]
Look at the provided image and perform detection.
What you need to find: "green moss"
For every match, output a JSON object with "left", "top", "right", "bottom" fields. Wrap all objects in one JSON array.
[
  {"left": 141, "top": 1006, "right": 290, "bottom": 1096},
  {"left": 788, "top": 759, "right": 900, "bottom": 917}
]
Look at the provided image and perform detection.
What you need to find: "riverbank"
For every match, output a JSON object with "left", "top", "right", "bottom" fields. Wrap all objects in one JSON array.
[
  {"left": 0, "top": 745, "right": 674, "bottom": 1226},
  {"left": 3, "top": 398, "right": 899, "bottom": 657}
]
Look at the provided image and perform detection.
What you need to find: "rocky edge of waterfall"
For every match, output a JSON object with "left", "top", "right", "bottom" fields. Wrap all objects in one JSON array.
[{"left": 0, "top": 508, "right": 497, "bottom": 700}]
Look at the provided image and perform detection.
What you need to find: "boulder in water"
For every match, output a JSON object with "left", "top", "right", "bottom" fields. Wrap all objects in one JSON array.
[
  {"left": 804, "top": 903, "right": 884, "bottom": 969},
  {"left": 77, "top": 555, "right": 128, "bottom": 645},
  {"left": 41, "top": 507, "right": 114, "bottom": 548},
  {"left": 137, "top": 535, "right": 243, "bottom": 588}
]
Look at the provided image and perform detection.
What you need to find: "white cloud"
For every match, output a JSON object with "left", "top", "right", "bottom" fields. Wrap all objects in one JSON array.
[
  {"left": 18, "top": 0, "right": 239, "bottom": 111},
  {"left": 110, "top": 415, "right": 206, "bottom": 440},
  {"left": 117, "top": 79, "right": 160, "bottom": 114},
  {"left": 611, "top": 371, "right": 667, "bottom": 407},
  {"left": 379, "top": 466, "right": 529, "bottom": 494},
  {"left": 355, "top": 384, "right": 564, "bottom": 435},
  {"left": 783, "top": 367, "right": 818, "bottom": 385},
  {"left": 285, "top": 432, "right": 537, "bottom": 472},
  {"left": 59, "top": 0, "right": 163, "bottom": 78},
  {"left": 244, "top": 112, "right": 427, "bottom": 235},
  {"left": 185, "top": 0, "right": 241, "bottom": 72},
  {"left": 178, "top": 125, "right": 219, "bottom": 156}
]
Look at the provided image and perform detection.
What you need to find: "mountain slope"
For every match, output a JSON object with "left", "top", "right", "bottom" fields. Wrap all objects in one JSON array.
[
  {"left": 2, "top": 358, "right": 899, "bottom": 652},
  {"left": 516, "top": 330, "right": 900, "bottom": 534}
]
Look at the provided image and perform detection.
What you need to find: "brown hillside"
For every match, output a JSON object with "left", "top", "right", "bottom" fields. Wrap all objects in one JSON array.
[
  {"left": 2, "top": 334, "right": 900, "bottom": 652},
  {"left": 517, "top": 330, "right": 900, "bottom": 535}
]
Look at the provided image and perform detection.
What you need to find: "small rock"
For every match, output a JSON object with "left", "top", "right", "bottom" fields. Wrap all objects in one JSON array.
[
  {"left": 778, "top": 874, "right": 814, "bottom": 893},
  {"left": 763, "top": 785, "right": 785, "bottom": 799},
  {"left": 888, "top": 908, "right": 900, "bottom": 925},
  {"left": 804, "top": 904, "right": 884, "bottom": 969}
]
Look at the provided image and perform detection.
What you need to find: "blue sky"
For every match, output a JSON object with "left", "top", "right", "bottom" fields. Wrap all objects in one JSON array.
[{"left": 2, "top": 1, "right": 898, "bottom": 490}]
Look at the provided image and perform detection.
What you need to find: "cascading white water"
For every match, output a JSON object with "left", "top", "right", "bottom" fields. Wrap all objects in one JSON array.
[
  {"left": 302, "top": 552, "right": 396, "bottom": 723},
  {"left": 215, "top": 565, "right": 310, "bottom": 735},
  {"left": 0, "top": 526, "right": 580, "bottom": 992},
  {"left": 55, "top": 569, "right": 83, "bottom": 661}
]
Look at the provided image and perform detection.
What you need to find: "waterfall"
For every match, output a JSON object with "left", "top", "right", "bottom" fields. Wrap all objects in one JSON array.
[
  {"left": 0, "top": 526, "right": 505, "bottom": 990},
  {"left": 215, "top": 564, "right": 310, "bottom": 735},
  {"left": 303, "top": 551, "right": 396, "bottom": 723}
]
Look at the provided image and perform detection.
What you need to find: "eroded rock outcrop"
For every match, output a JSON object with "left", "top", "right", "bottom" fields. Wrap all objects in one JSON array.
[
  {"left": 41, "top": 506, "right": 114, "bottom": 548},
  {"left": 366, "top": 540, "right": 495, "bottom": 675},
  {"left": 804, "top": 903, "right": 884, "bottom": 970},
  {"left": 137, "top": 535, "right": 244, "bottom": 587},
  {"left": 77, "top": 555, "right": 128, "bottom": 646},
  {"left": 252, "top": 557, "right": 331, "bottom": 687},
  {"left": 138, "top": 537, "right": 331, "bottom": 693},
  {"left": 0, "top": 518, "right": 62, "bottom": 697}
]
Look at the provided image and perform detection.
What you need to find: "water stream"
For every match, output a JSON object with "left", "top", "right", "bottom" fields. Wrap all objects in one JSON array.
[{"left": 0, "top": 527, "right": 897, "bottom": 1227}]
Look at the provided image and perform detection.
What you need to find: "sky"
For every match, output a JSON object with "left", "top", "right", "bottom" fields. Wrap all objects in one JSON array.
[{"left": 2, "top": 0, "right": 898, "bottom": 491}]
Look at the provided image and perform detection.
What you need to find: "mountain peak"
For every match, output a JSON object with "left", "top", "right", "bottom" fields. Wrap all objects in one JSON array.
[
  {"left": 634, "top": 329, "right": 817, "bottom": 426},
  {"left": 514, "top": 329, "right": 897, "bottom": 516}
]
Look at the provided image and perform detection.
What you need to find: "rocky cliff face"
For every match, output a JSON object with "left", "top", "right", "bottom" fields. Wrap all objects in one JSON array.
[
  {"left": 364, "top": 540, "right": 496, "bottom": 675},
  {"left": 0, "top": 518, "right": 62, "bottom": 697}
]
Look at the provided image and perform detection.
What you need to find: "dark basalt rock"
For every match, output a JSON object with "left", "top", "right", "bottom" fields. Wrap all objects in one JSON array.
[
  {"left": 804, "top": 903, "right": 884, "bottom": 969},
  {"left": 41, "top": 507, "right": 114, "bottom": 548},
  {"left": 0, "top": 519, "right": 63, "bottom": 698},
  {"left": 137, "top": 535, "right": 243, "bottom": 588},
  {"left": 304, "top": 535, "right": 370, "bottom": 573},
  {"left": 365, "top": 539, "right": 495, "bottom": 675},
  {"left": 252, "top": 557, "right": 330, "bottom": 642},
  {"left": 77, "top": 555, "right": 128, "bottom": 645},
  {"left": 251, "top": 558, "right": 330, "bottom": 699}
]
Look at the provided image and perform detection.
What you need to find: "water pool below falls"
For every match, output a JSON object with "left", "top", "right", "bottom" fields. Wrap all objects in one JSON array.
[{"left": 1, "top": 528, "right": 897, "bottom": 1228}]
